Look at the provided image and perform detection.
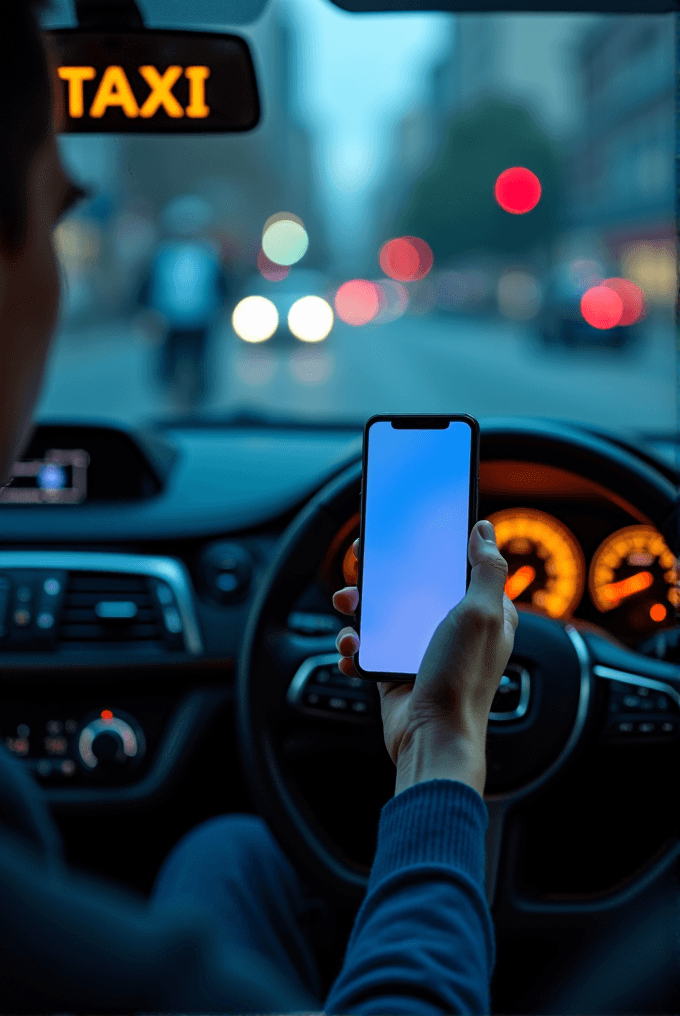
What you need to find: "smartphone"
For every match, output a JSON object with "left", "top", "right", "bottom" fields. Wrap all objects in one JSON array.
[{"left": 354, "top": 414, "right": 480, "bottom": 682}]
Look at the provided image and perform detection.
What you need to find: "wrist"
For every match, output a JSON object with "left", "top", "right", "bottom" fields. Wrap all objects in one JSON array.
[{"left": 394, "top": 728, "right": 487, "bottom": 798}]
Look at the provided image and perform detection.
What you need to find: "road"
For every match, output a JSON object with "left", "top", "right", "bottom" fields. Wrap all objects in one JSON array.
[{"left": 37, "top": 310, "right": 677, "bottom": 435}]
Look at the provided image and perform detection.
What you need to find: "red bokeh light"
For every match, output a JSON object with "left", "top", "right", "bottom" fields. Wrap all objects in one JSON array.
[
  {"left": 494, "top": 167, "right": 542, "bottom": 214},
  {"left": 379, "top": 236, "right": 433, "bottom": 282},
  {"left": 257, "top": 247, "right": 289, "bottom": 282},
  {"left": 100, "top": 709, "right": 113, "bottom": 719},
  {"left": 580, "top": 285, "right": 624, "bottom": 329},
  {"left": 334, "top": 280, "right": 381, "bottom": 326},
  {"left": 602, "top": 277, "right": 644, "bottom": 326}
]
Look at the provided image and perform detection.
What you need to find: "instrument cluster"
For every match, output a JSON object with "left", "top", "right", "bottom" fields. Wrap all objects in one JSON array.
[{"left": 320, "top": 470, "right": 680, "bottom": 649}]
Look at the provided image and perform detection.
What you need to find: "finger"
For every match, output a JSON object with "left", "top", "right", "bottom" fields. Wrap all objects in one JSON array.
[
  {"left": 335, "top": 626, "right": 359, "bottom": 656},
  {"left": 338, "top": 655, "right": 358, "bottom": 677},
  {"left": 333, "top": 587, "right": 359, "bottom": 614},
  {"left": 466, "top": 520, "right": 508, "bottom": 607}
]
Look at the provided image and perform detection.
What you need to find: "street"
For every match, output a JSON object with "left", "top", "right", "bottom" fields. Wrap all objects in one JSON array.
[{"left": 37, "top": 310, "right": 677, "bottom": 435}]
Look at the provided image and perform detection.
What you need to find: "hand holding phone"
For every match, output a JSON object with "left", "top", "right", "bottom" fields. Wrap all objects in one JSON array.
[{"left": 333, "top": 521, "right": 518, "bottom": 797}]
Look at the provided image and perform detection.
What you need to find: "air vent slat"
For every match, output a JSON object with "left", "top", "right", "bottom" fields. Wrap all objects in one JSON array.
[
  {"left": 56, "top": 571, "right": 170, "bottom": 651},
  {"left": 63, "top": 608, "right": 157, "bottom": 623}
]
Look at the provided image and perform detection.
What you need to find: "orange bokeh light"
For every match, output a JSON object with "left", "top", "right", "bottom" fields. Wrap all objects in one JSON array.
[
  {"left": 334, "top": 279, "right": 381, "bottom": 326},
  {"left": 650, "top": 603, "right": 667, "bottom": 622},
  {"left": 494, "top": 167, "right": 542, "bottom": 214},
  {"left": 602, "top": 277, "right": 644, "bottom": 326},
  {"left": 580, "top": 285, "right": 623, "bottom": 329}
]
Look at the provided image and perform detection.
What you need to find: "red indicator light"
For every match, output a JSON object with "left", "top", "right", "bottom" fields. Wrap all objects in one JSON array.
[
  {"left": 334, "top": 280, "right": 381, "bottom": 326},
  {"left": 580, "top": 286, "right": 623, "bottom": 329},
  {"left": 379, "top": 236, "right": 433, "bottom": 282},
  {"left": 257, "top": 248, "right": 289, "bottom": 282},
  {"left": 602, "top": 277, "right": 644, "bottom": 326},
  {"left": 100, "top": 709, "right": 113, "bottom": 720},
  {"left": 494, "top": 167, "right": 541, "bottom": 214}
]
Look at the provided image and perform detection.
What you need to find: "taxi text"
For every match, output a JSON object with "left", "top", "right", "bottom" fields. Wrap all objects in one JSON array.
[{"left": 57, "top": 65, "right": 211, "bottom": 119}]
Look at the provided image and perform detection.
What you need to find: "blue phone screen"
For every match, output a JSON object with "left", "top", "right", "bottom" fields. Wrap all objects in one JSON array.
[{"left": 358, "top": 420, "right": 472, "bottom": 676}]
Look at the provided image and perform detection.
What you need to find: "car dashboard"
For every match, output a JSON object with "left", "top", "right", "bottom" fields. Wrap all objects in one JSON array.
[{"left": 0, "top": 417, "right": 678, "bottom": 950}]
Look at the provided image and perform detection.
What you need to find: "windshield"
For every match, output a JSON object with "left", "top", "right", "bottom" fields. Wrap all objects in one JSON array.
[{"left": 41, "top": 3, "right": 677, "bottom": 439}]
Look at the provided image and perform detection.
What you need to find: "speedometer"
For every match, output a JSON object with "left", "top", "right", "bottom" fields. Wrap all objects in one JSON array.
[
  {"left": 589, "top": 525, "right": 678, "bottom": 635},
  {"left": 488, "top": 508, "right": 585, "bottom": 619}
]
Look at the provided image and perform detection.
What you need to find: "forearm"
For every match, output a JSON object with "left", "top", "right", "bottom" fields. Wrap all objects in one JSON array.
[{"left": 394, "top": 728, "right": 487, "bottom": 798}]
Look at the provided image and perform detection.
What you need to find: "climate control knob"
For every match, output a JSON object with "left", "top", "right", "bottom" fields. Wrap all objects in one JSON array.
[{"left": 78, "top": 713, "right": 144, "bottom": 771}]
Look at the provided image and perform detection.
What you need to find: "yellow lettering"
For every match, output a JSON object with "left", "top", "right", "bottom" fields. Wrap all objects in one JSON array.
[
  {"left": 184, "top": 66, "right": 210, "bottom": 118},
  {"left": 138, "top": 65, "right": 184, "bottom": 118},
  {"left": 57, "top": 66, "right": 96, "bottom": 118},
  {"left": 89, "top": 66, "right": 139, "bottom": 118}
]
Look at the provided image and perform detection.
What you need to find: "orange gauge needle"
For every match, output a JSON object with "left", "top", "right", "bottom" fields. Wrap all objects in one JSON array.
[
  {"left": 505, "top": 565, "right": 536, "bottom": 600},
  {"left": 601, "top": 570, "right": 653, "bottom": 604}
]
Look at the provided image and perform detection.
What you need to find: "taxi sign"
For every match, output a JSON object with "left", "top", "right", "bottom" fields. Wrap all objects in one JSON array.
[{"left": 48, "top": 30, "right": 260, "bottom": 132}]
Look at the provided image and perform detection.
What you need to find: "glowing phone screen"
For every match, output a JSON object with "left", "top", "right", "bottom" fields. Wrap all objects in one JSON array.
[{"left": 358, "top": 420, "right": 473, "bottom": 676}]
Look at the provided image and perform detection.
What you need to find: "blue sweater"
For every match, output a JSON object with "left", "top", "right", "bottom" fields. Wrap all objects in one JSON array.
[{"left": 0, "top": 742, "right": 492, "bottom": 1014}]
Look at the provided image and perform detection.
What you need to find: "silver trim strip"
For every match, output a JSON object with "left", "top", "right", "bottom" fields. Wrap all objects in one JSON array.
[
  {"left": 287, "top": 653, "right": 375, "bottom": 723},
  {"left": 489, "top": 663, "right": 531, "bottom": 722},
  {"left": 0, "top": 551, "right": 202, "bottom": 654},
  {"left": 592, "top": 664, "right": 680, "bottom": 709}
]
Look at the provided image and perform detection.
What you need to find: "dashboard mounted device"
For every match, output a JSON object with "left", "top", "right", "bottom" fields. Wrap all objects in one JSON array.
[{"left": 48, "top": 0, "right": 260, "bottom": 133}]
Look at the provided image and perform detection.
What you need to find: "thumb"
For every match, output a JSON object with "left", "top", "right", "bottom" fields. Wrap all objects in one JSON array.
[{"left": 466, "top": 520, "right": 508, "bottom": 606}]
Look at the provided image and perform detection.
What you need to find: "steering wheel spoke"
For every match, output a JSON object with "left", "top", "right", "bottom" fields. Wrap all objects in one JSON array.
[{"left": 580, "top": 630, "right": 680, "bottom": 744}]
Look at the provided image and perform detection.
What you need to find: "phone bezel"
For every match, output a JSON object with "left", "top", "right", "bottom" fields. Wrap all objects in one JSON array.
[{"left": 354, "top": 413, "right": 480, "bottom": 683}]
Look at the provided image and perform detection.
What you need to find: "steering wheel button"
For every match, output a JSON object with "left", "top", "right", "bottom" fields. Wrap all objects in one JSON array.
[
  {"left": 306, "top": 693, "right": 320, "bottom": 705},
  {"left": 351, "top": 701, "right": 367, "bottom": 713},
  {"left": 316, "top": 669, "right": 330, "bottom": 683},
  {"left": 623, "top": 695, "right": 639, "bottom": 708},
  {"left": 328, "top": 697, "right": 347, "bottom": 710},
  {"left": 637, "top": 722, "right": 656, "bottom": 733},
  {"left": 616, "top": 721, "right": 634, "bottom": 733},
  {"left": 661, "top": 722, "right": 675, "bottom": 733}
]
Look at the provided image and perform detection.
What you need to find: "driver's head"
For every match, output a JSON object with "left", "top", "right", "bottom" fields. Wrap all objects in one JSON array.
[{"left": 0, "top": 0, "right": 85, "bottom": 486}]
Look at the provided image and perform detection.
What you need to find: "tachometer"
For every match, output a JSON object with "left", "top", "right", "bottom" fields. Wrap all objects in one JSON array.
[
  {"left": 488, "top": 508, "right": 585, "bottom": 619},
  {"left": 589, "top": 525, "right": 678, "bottom": 634}
]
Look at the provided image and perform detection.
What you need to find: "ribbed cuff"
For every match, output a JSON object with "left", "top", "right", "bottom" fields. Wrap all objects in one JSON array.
[{"left": 368, "top": 779, "right": 489, "bottom": 892}]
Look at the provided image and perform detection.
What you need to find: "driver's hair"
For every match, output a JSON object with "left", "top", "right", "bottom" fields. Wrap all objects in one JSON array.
[{"left": 0, "top": 0, "right": 52, "bottom": 253}]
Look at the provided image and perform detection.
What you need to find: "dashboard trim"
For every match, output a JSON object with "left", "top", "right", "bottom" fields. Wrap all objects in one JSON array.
[{"left": 0, "top": 551, "right": 203, "bottom": 655}]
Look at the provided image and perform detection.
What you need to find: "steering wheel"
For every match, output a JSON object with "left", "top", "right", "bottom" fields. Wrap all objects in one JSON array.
[{"left": 236, "top": 420, "right": 680, "bottom": 950}]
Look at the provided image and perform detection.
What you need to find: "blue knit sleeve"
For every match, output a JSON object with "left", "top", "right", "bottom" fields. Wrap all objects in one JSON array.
[{"left": 323, "top": 779, "right": 494, "bottom": 1015}]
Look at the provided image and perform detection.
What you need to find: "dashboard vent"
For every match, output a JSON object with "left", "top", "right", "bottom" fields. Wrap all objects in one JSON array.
[{"left": 57, "top": 572, "right": 165, "bottom": 651}]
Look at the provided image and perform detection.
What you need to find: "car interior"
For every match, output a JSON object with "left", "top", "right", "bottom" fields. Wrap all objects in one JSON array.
[{"left": 2, "top": 0, "right": 679, "bottom": 1011}]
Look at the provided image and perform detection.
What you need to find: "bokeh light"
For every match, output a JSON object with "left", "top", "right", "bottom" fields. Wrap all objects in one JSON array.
[
  {"left": 497, "top": 270, "right": 542, "bottom": 320},
  {"left": 494, "top": 167, "right": 542, "bottom": 214},
  {"left": 602, "top": 277, "right": 644, "bottom": 326},
  {"left": 257, "top": 248, "right": 289, "bottom": 282},
  {"left": 288, "top": 347, "right": 336, "bottom": 385},
  {"left": 379, "top": 236, "right": 433, "bottom": 282},
  {"left": 232, "top": 296, "right": 279, "bottom": 343},
  {"left": 262, "top": 212, "right": 309, "bottom": 266},
  {"left": 580, "top": 286, "right": 623, "bottom": 329},
  {"left": 334, "top": 279, "right": 381, "bottom": 325},
  {"left": 234, "top": 346, "right": 278, "bottom": 386},
  {"left": 374, "top": 279, "right": 409, "bottom": 324},
  {"left": 288, "top": 296, "right": 334, "bottom": 342},
  {"left": 621, "top": 242, "right": 676, "bottom": 304},
  {"left": 650, "top": 603, "right": 667, "bottom": 622}
]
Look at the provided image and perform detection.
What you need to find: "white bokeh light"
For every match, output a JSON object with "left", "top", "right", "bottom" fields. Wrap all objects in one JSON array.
[
  {"left": 232, "top": 296, "right": 279, "bottom": 343},
  {"left": 288, "top": 296, "right": 334, "bottom": 342}
]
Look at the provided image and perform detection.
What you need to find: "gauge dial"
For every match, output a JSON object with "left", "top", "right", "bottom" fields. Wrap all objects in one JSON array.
[
  {"left": 589, "top": 525, "right": 678, "bottom": 632},
  {"left": 488, "top": 508, "right": 585, "bottom": 619}
]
